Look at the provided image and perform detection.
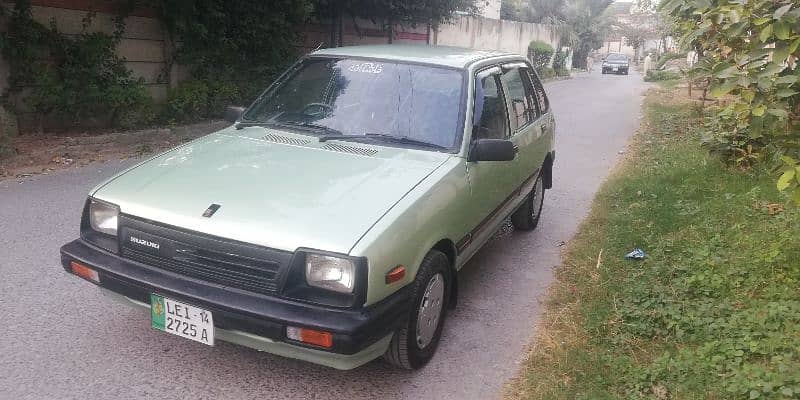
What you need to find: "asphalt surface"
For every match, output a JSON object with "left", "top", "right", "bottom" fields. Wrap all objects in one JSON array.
[{"left": 0, "top": 68, "right": 648, "bottom": 400}]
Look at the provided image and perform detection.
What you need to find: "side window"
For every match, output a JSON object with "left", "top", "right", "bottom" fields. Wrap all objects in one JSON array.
[
  {"left": 526, "top": 69, "right": 549, "bottom": 115},
  {"left": 519, "top": 68, "right": 542, "bottom": 119},
  {"left": 475, "top": 75, "right": 509, "bottom": 140},
  {"left": 499, "top": 68, "right": 535, "bottom": 131}
]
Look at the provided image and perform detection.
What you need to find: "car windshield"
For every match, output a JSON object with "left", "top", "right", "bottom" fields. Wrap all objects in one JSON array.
[
  {"left": 243, "top": 57, "right": 464, "bottom": 150},
  {"left": 607, "top": 54, "right": 627, "bottom": 61}
]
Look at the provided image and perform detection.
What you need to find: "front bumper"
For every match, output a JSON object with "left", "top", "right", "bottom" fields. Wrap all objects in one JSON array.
[{"left": 60, "top": 239, "right": 410, "bottom": 369}]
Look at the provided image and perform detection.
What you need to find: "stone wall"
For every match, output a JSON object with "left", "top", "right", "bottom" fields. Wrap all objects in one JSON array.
[
  {"left": 0, "top": 2, "right": 558, "bottom": 134},
  {"left": 1, "top": 1, "right": 174, "bottom": 103}
]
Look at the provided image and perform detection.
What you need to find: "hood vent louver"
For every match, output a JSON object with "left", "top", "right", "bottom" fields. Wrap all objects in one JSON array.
[
  {"left": 261, "top": 133, "right": 311, "bottom": 146},
  {"left": 322, "top": 143, "right": 378, "bottom": 157}
]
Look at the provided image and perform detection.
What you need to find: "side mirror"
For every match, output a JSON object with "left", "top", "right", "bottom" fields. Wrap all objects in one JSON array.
[
  {"left": 469, "top": 139, "right": 517, "bottom": 162},
  {"left": 224, "top": 106, "right": 245, "bottom": 123}
]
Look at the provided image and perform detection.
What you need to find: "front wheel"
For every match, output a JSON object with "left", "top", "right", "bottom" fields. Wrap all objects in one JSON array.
[
  {"left": 511, "top": 172, "right": 545, "bottom": 231},
  {"left": 383, "top": 250, "right": 450, "bottom": 370}
]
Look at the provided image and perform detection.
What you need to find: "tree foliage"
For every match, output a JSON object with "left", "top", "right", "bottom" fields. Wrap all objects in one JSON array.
[
  {"left": 159, "top": 0, "right": 313, "bottom": 102},
  {"left": 661, "top": 0, "right": 800, "bottom": 203}
]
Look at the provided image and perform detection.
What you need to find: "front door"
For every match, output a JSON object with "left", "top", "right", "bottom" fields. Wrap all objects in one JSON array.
[{"left": 460, "top": 68, "right": 519, "bottom": 257}]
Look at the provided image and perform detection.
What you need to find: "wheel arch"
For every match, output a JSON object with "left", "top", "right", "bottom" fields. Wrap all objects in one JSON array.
[
  {"left": 431, "top": 239, "right": 458, "bottom": 309},
  {"left": 542, "top": 151, "right": 555, "bottom": 189}
]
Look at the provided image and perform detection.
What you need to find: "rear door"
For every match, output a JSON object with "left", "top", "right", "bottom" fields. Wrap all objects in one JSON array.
[
  {"left": 517, "top": 67, "right": 552, "bottom": 186},
  {"left": 526, "top": 68, "right": 554, "bottom": 165},
  {"left": 498, "top": 63, "right": 541, "bottom": 186}
]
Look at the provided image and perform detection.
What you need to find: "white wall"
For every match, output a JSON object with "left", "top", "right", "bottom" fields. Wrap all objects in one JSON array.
[{"left": 434, "top": 15, "right": 559, "bottom": 58}]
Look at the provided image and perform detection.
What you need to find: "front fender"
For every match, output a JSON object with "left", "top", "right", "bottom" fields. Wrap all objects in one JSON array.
[{"left": 349, "top": 157, "right": 470, "bottom": 306}]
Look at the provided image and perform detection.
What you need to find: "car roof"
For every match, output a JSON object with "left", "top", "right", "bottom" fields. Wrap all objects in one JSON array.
[{"left": 311, "top": 44, "right": 518, "bottom": 69}]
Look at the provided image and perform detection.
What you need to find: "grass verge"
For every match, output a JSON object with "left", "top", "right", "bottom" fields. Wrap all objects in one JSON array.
[{"left": 507, "top": 87, "right": 800, "bottom": 399}]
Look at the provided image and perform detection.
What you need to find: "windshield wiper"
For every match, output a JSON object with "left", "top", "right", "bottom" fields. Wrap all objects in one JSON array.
[
  {"left": 236, "top": 120, "right": 343, "bottom": 136},
  {"left": 235, "top": 120, "right": 271, "bottom": 130},
  {"left": 319, "top": 133, "right": 448, "bottom": 150}
]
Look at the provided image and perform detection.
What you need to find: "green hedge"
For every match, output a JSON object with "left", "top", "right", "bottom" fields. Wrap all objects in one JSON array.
[
  {"left": 644, "top": 70, "right": 682, "bottom": 82},
  {"left": 529, "top": 40, "right": 554, "bottom": 70}
]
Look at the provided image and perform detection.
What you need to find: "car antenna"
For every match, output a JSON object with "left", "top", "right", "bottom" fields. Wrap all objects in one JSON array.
[{"left": 312, "top": 41, "right": 325, "bottom": 52}]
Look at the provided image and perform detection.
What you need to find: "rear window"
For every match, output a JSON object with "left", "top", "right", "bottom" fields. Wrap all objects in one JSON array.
[{"left": 607, "top": 54, "right": 627, "bottom": 61}]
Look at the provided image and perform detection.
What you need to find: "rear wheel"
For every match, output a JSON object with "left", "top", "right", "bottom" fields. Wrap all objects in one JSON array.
[
  {"left": 383, "top": 250, "right": 450, "bottom": 370},
  {"left": 511, "top": 172, "right": 545, "bottom": 231}
]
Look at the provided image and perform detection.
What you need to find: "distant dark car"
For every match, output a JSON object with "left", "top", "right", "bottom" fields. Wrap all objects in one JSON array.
[{"left": 601, "top": 53, "right": 629, "bottom": 75}]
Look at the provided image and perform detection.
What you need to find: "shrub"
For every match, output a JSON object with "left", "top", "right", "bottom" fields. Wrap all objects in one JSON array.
[
  {"left": 536, "top": 67, "right": 556, "bottom": 80},
  {"left": 644, "top": 70, "right": 681, "bottom": 82},
  {"left": 165, "top": 79, "right": 241, "bottom": 122},
  {"left": 552, "top": 48, "right": 570, "bottom": 77},
  {"left": 206, "top": 81, "right": 240, "bottom": 118},
  {"left": 662, "top": 0, "right": 800, "bottom": 204},
  {"left": 528, "top": 40, "right": 554, "bottom": 70},
  {"left": 164, "top": 80, "right": 210, "bottom": 123}
]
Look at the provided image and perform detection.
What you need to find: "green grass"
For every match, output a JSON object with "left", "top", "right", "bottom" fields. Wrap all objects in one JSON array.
[
  {"left": 508, "top": 89, "right": 800, "bottom": 400},
  {"left": 654, "top": 79, "right": 681, "bottom": 90}
]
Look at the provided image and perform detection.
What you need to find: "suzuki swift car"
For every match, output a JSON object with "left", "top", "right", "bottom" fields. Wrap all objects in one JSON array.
[
  {"left": 601, "top": 53, "right": 630, "bottom": 75},
  {"left": 60, "top": 45, "right": 556, "bottom": 370}
]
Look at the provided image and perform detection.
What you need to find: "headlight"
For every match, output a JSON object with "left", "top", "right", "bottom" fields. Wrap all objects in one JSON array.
[
  {"left": 305, "top": 254, "right": 355, "bottom": 293},
  {"left": 89, "top": 199, "right": 119, "bottom": 236}
]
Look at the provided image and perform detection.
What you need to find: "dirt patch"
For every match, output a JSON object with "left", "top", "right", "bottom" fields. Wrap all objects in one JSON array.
[{"left": 0, "top": 121, "right": 229, "bottom": 180}]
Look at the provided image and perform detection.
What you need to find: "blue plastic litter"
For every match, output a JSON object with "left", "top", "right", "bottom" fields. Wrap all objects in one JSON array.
[{"left": 625, "top": 248, "right": 646, "bottom": 259}]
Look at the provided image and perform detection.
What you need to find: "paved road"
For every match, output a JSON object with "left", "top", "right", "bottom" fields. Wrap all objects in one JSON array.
[{"left": 0, "top": 68, "right": 647, "bottom": 400}]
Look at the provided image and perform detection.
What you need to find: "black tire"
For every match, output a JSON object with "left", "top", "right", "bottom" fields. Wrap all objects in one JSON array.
[
  {"left": 383, "top": 250, "right": 451, "bottom": 370},
  {"left": 511, "top": 172, "right": 545, "bottom": 231}
]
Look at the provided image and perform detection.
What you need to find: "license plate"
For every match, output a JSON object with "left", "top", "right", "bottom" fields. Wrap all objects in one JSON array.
[
  {"left": 151, "top": 294, "right": 214, "bottom": 345},
  {"left": 613, "top": 67, "right": 618, "bottom": 71}
]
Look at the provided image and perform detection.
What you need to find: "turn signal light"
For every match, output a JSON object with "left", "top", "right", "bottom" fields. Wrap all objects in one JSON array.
[
  {"left": 70, "top": 261, "right": 100, "bottom": 283},
  {"left": 286, "top": 326, "right": 333, "bottom": 348},
  {"left": 385, "top": 265, "right": 406, "bottom": 284}
]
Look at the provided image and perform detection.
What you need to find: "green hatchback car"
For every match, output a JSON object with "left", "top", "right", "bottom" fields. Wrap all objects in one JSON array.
[{"left": 60, "top": 45, "right": 555, "bottom": 370}]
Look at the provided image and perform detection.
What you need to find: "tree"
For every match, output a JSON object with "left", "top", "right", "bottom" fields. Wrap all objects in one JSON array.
[
  {"left": 506, "top": 0, "right": 612, "bottom": 68},
  {"left": 562, "top": 0, "right": 613, "bottom": 68},
  {"left": 617, "top": 21, "right": 653, "bottom": 62}
]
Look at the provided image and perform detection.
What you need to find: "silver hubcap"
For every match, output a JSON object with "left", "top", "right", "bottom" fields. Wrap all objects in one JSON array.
[
  {"left": 416, "top": 273, "right": 445, "bottom": 349},
  {"left": 531, "top": 177, "right": 544, "bottom": 220}
]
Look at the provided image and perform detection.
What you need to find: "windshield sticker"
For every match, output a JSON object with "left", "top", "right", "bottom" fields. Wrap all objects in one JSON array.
[{"left": 348, "top": 62, "right": 383, "bottom": 74}]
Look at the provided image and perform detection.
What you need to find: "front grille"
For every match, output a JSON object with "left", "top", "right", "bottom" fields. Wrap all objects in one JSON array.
[{"left": 118, "top": 216, "right": 292, "bottom": 296}]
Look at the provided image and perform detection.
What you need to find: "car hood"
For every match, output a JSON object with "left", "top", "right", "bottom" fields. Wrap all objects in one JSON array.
[{"left": 93, "top": 126, "right": 451, "bottom": 254}]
